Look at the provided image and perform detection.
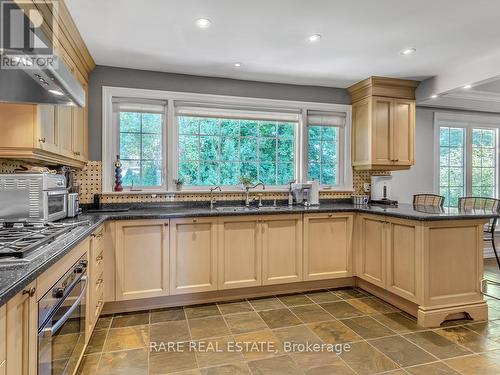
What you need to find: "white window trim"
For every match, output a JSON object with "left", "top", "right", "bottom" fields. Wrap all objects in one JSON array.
[
  {"left": 103, "top": 86, "right": 352, "bottom": 193},
  {"left": 433, "top": 112, "right": 500, "bottom": 199}
]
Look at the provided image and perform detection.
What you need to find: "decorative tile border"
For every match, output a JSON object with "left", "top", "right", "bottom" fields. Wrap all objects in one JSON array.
[{"left": 75, "top": 161, "right": 389, "bottom": 204}]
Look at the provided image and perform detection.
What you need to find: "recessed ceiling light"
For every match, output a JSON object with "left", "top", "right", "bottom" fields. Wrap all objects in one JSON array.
[
  {"left": 234, "top": 62, "right": 242, "bottom": 67},
  {"left": 308, "top": 34, "right": 321, "bottom": 42},
  {"left": 464, "top": 84, "right": 472, "bottom": 89},
  {"left": 431, "top": 94, "right": 438, "bottom": 98},
  {"left": 195, "top": 18, "right": 211, "bottom": 29},
  {"left": 401, "top": 48, "right": 416, "bottom": 55},
  {"left": 48, "top": 89, "right": 64, "bottom": 96}
]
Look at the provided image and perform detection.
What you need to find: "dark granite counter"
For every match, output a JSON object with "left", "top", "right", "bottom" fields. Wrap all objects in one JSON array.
[{"left": 1, "top": 202, "right": 498, "bottom": 307}]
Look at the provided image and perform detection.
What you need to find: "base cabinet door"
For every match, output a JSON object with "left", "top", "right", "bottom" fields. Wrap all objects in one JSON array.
[
  {"left": 115, "top": 220, "right": 169, "bottom": 301},
  {"left": 359, "top": 216, "right": 387, "bottom": 288},
  {"left": 386, "top": 220, "right": 420, "bottom": 302},
  {"left": 262, "top": 215, "right": 303, "bottom": 285},
  {"left": 218, "top": 216, "right": 262, "bottom": 289},
  {"left": 304, "top": 213, "right": 353, "bottom": 280},
  {"left": 170, "top": 217, "right": 218, "bottom": 294},
  {"left": 6, "top": 282, "right": 37, "bottom": 375}
]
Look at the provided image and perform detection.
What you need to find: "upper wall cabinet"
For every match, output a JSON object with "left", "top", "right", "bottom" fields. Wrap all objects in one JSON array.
[
  {"left": 348, "top": 77, "right": 418, "bottom": 170},
  {"left": 0, "top": 0, "right": 94, "bottom": 168}
]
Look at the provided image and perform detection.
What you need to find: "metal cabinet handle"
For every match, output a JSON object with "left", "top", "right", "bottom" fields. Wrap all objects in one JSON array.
[
  {"left": 328, "top": 214, "right": 333, "bottom": 218},
  {"left": 95, "top": 255, "right": 103, "bottom": 262},
  {"left": 23, "top": 286, "right": 36, "bottom": 297},
  {"left": 193, "top": 219, "right": 197, "bottom": 223},
  {"left": 91, "top": 233, "right": 103, "bottom": 238},
  {"left": 96, "top": 278, "right": 104, "bottom": 286},
  {"left": 74, "top": 151, "right": 81, "bottom": 156},
  {"left": 38, "top": 137, "right": 46, "bottom": 143}
]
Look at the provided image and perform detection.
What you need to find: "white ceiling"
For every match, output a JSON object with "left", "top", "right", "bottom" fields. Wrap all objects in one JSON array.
[{"left": 66, "top": 0, "right": 500, "bottom": 88}]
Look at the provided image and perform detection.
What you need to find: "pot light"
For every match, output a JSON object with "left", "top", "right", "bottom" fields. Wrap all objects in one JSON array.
[
  {"left": 401, "top": 48, "right": 416, "bottom": 55},
  {"left": 308, "top": 34, "right": 321, "bottom": 42},
  {"left": 464, "top": 84, "right": 472, "bottom": 89},
  {"left": 48, "top": 89, "right": 64, "bottom": 96},
  {"left": 233, "top": 62, "right": 242, "bottom": 67},
  {"left": 195, "top": 18, "right": 211, "bottom": 29},
  {"left": 431, "top": 94, "right": 438, "bottom": 98}
]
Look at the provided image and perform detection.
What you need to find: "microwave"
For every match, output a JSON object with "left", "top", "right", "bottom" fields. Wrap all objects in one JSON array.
[{"left": 0, "top": 173, "right": 68, "bottom": 223}]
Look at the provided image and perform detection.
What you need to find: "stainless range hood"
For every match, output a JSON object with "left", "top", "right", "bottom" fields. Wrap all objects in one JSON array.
[
  {"left": 0, "top": 1, "right": 85, "bottom": 107},
  {"left": 0, "top": 55, "right": 86, "bottom": 107}
]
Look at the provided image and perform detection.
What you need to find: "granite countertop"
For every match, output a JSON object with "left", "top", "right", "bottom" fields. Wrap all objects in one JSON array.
[{"left": 1, "top": 201, "right": 498, "bottom": 307}]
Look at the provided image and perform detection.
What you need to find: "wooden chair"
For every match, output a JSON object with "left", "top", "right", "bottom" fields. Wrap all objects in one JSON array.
[
  {"left": 413, "top": 194, "right": 445, "bottom": 207},
  {"left": 458, "top": 197, "right": 500, "bottom": 270}
]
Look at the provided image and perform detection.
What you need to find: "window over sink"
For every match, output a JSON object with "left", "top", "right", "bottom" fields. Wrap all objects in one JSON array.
[
  {"left": 175, "top": 106, "right": 298, "bottom": 187},
  {"left": 102, "top": 87, "right": 352, "bottom": 193}
]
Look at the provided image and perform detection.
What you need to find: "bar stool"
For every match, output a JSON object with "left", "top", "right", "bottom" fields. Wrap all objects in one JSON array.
[
  {"left": 459, "top": 197, "right": 500, "bottom": 300},
  {"left": 413, "top": 194, "right": 445, "bottom": 207}
]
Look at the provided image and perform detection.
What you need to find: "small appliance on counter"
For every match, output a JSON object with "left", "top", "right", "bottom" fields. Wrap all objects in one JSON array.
[
  {"left": 0, "top": 173, "right": 68, "bottom": 222},
  {"left": 67, "top": 193, "right": 80, "bottom": 217},
  {"left": 291, "top": 182, "right": 319, "bottom": 206},
  {"left": 370, "top": 175, "right": 398, "bottom": 206},
  {"left": 307, "top": 180, "right": 320, "bottom": 205}
]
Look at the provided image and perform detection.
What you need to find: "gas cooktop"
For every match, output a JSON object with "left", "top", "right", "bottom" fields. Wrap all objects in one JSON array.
[{"left": 0, "top": 221, "right": 90, "bottom": 261}]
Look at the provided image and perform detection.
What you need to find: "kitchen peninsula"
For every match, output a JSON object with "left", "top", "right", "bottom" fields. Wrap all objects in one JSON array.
[{"left": 0, "top": 201, "right": 496, "bottom": 331}]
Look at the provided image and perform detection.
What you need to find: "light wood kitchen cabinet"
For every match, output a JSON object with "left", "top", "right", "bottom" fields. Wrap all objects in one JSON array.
[
  {"left": 358, "top": 215, "right": 387, "bottom": 288},
  {"left": 303, "top": 213, "right": 353, "bottom": 280},
  {"left": 262, "top": 214, "right": 303, "bottom": 285},
  {"left": 115, "top": 220, "right": 169, "bottom": 301},
  {"left": 0, "top": 304, "right": 5, "bottom": 375},
  {"left": 385, "top": 219, "right": 422, "bottom": 302},
  {"left": 348, "top": 77, "right": 418, "bottom": 170},
  {"left": 218, "top": 216, "right": 262, "bottom": 289},
  {"left": 5, "top": 281, "right": 37, "bottom": 375},
  {"left": 170, "top": 217, "right": 218, "bottom": 294},
  {"left": 37, "top": 105, "right": 59, "bottom": 154},
  {"left": 0, "top": 0, "right": 93, "bottom": 168},
  {"left": 87, "top": 225, "right": 105, "bottom": 338}
]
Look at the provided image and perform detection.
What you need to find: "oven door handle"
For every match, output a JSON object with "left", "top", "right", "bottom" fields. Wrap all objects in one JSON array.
[{"left": 49, "top": 275, "right": 87, "bottom": 335}]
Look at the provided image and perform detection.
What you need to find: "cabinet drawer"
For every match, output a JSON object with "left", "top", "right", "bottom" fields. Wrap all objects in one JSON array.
[
  {"left": 93, "top": 291, "right": 104, "bottom": 321},
  {"left": 91, "top": 227, "right": 104, "bottom": 253},
  {"left": 92, "top": 249, "right": 104, "bottom": 277},
  {"left": 0, "top": 304, "right": 5, "bottom": 366},
  {"left": 92, "top": 271, "right": 104, "bottom": 301}
]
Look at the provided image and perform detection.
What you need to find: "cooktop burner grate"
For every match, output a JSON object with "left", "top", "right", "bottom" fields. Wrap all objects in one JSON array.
[{"left": 0, "top": 224, "right": 74, "bottom": 258}]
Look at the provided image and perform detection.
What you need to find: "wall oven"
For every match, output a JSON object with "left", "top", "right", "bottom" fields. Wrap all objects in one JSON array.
[{"left": 38, "top": 255, "right": 88, "bottom": 375}]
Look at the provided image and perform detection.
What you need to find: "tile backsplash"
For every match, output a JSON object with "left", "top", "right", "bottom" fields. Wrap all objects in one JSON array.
[
  {"left": 76, "top": 161, "right": 389, "bottom": 204},
  {"left": 0, "top": 159, "right": 388, "bottom": 205}
]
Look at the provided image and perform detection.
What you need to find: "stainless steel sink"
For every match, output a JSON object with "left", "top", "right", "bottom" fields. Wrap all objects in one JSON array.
[
  {"left": 214, "top": 206, "right": 256, "bottom": 212},
  {"left": 214, "top": 206, "right": 284, "bottom": 212}
]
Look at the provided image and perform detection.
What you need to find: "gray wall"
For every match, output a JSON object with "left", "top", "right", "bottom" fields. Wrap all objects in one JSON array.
[{"left": 88, "top": 65, "right": 351, "bottom": 160}]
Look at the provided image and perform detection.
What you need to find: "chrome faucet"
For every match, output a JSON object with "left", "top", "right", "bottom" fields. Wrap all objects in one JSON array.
[
  {"left": 209, "top": 185, "right": 222, "bottom": 209},
  {"left": 245, "top": 182, "right": 265, "bottom": 207}
]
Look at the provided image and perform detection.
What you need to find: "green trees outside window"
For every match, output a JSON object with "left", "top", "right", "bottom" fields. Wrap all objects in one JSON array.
[
  {"left": 178, "top": 116, "right": 295, "bottom": 186},
  {"left": 119, "top": 111, "right": 163, "bottom": 187}
]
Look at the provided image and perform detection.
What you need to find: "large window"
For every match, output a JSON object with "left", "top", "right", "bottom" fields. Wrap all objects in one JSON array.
[
  {"left": 102, "top": 87, "right": 352, "bottom": 192},
  {"left": 114, "top": 100, "right": 166, "bottom": 189},
  {"left": 436, "top": 113, "right": 499, "bottom": 208},
  {"left": 177, "top": 117, "right": 295, "bottom": 186}
]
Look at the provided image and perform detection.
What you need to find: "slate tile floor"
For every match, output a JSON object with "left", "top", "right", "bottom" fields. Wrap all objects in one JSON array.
[{"left": 77, "top": 287, "right": 500, "bottom": 375}]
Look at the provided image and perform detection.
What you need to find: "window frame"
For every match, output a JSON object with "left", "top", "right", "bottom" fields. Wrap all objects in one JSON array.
[
  {"left": 434, "top": 112, "right": 500, "bottom": 206},
  {"left": 102, "top": 86, "right": 352, "bottom": 193},
  {"left": 173, "top": 110, "right": 300, "bottom": 190}
]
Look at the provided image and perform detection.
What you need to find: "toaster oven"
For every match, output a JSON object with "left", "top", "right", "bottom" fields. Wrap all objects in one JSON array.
[{"left": 0, "top": 173, "right": 68, "bottom": 222}]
